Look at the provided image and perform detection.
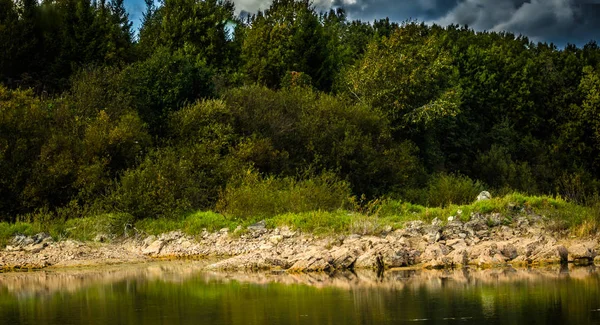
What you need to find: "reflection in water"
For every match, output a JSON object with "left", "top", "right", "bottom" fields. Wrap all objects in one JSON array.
[{"left": 0, "top": 262, "right": 599, "bottom": 324}]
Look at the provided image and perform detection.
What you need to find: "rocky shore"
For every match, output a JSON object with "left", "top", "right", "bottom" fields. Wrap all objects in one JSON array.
[{"left": 1, "top": 212, "right": 599, "bottom": 272}]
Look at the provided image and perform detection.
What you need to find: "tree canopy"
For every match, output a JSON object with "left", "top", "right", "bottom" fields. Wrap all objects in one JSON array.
[{"left": 1, "top": 0, "right": 600, "bottom": 221}]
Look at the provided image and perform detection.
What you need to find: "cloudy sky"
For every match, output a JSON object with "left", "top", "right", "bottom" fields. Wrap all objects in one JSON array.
[{"left": 125, "top": 0, "right": 599, "bottom": 46}]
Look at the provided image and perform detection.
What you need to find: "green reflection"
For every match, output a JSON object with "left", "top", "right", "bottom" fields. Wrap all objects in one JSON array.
[{"left": 0, "top": 263, "right": 599, "bottom": 325}]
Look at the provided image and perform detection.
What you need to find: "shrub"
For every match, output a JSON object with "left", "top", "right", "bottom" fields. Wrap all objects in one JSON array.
[
  {"left": 425, "top": 173, "right": 485, "bottom": 207},
  {"left": 216, "top": 171, "right": 353, "bottom": 219},
  {"left": 120, "top": 47, "right": 214, "bottom": 136},
  {"left": 104, "top": 145, "right": 228, "bottom": 220}
]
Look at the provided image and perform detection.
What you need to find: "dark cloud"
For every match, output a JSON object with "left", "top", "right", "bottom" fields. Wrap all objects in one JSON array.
[
  {"left": 435, "top": 0, "right": 600, "bottom": 45},
  {"left": 124, "top": 0, "right": 599, "bottom": 45},
  {"left": 329, "top": 0, "right": 458, "bottom": 21}
]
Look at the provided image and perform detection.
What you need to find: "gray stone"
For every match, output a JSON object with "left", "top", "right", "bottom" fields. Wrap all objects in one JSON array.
[
  {"left": 569, "top": 244, "right": 597, "bottom": 265},
  {"left": 248, "top": 220, "right": 266, "bottom": 230},
  {"left": 142, "top": 240, "right": 165, "bottom": 255},
  {"left": 329, "top": 247, "right": 360, "bottom": 269},
  {"left": 477, "top": 191, "right": 492, "bottom": 201},
  {"left": 556, "top": 245, "right": 569, "bottom": 264},
  {"left": 500, "top": 243, "right": 518, "bottom": 260},
  {"left": 431, "top": 217, "right": 442, "bottom": 227},
  {"left": 269, "top": 235, "right": 283, "bottom": 245}
]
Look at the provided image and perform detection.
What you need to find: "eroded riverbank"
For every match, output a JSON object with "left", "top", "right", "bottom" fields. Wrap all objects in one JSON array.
[{"left": 1, "top": 212, "right": 599, "bottom": 272}]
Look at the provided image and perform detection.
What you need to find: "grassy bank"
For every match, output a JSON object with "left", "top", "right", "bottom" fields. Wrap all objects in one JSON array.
[{"left": 1, "top": 193, "right": 598, "bottom": 247}]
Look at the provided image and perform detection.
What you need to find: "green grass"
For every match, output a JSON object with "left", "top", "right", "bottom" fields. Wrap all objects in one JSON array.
[
  {"left": 135, "top": 211, "right": 246, "bottom": 236},
  {"left": 1, "top": 193, "right": 598, "bottom": 247}
]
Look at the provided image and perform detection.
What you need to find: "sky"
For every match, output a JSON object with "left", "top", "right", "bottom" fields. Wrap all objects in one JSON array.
[{"left": 124, "top": 0, "right": 600, "bottom": 46}]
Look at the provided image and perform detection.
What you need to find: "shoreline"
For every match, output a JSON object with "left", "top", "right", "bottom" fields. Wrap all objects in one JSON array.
[{"left": 1, "top": 213, "right": 599, "bottom": 273}]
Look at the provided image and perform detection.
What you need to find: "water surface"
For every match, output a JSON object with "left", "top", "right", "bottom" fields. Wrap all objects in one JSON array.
[{"left": 0, "top": 262, "right": 599, "bottom": 324}]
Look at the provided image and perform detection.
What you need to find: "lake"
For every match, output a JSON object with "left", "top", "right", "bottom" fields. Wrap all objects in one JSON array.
[{"left": 0, "top": 262, "right": 599, "bottom": 324}]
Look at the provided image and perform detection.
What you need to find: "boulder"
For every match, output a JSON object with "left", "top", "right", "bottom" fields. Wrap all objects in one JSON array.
[
  {"left": 569, "top": 244, "right": 597, "bottom": 265},
  {"left": 142, "top": 240, "right": 165, "bottom": 256},
  {"left": 287, "top": 248, "right": 332, "bottom": 272},
  {"left": 354, "top": 246, "right": 416, "bottom": 270},
  {"left": 448, "top": 249, "right": 468, "bottom": 266},
  {"left": 500, "top": 243, "right": 518, "bottom": 260},
  {"left": 556, "top": 245, "right": 569, "bottom": 264},
  {"left": 420, "top": 243, "right": 451, "bottom": 269},
  {"left": 329, "top": 247, "right": 360, "bottom": 269},
  {"left": 477, "top": 191, "right": 492, "bottom": 201},
  {"left": 269, "top": 235, "right": 283, "bottom": 245}
]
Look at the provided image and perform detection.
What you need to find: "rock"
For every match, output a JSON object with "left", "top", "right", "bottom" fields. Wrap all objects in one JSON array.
[
  {"left": 487, "top": 213, "right": 503, "bottom": 227},
  {"left": 142, "top": 235, "right": 156, "bottom": 247},
  {"left": 595, "top": 256, "right": 600, "bottom": 266},
  {"left": 219, "top": 228, "right": 229, "bottom": 234},
  {"left": 500, "top": 243, "right": 518, "bottom": 260},
  {"left": 280, "top": 227, "right": 296, "bottom": 238},
  {"left": 32, "top": 233, "right": 52, "bottom": 245},
  {"left": 477, "top": 191, "right": 492, "bottom": 201},
  {"left": 446, "top": 239, "right": 468, "bottom": 251},
  {"left": 329, "top": 247, "right": 360, "bottom": 269},
  {"left": 355, "top": 246, "right": 416, "bottom": 270},
  {"left": 11, "top": 234, "right": 34, "bottom": 247},
  {"left": 259, "top": 244, "right": 273, "bottom": 250},
  {"left": 404, "top": 221, "right": 425, "bottom": 236},
  {"left": 569, "top": 244, "right": 597, "bottom": 265},
  {"left": 447, "top": 216, "right": 455, "bottom": 222},
  {"left": 248, "top": 220, "right": 266, "bottom": 231},
  {"left": 448, "top": 249, "right": 468, "bottom": 266},
  {"left": 431, "top": 217, "right": 442, "bottom": 227},
  {"left": 142, "top": 240, "right": 165, "bottom": 256},
  {"left": 465, "top": 214, "right": 489, "bottom": 231},
  {"left": 529, "top": 244, "right": 565, "bottom": 265},
  {"left": 382, "top": 225, "right": 393, "bottom": 234},
  {"left": 288, "top": 249, "right": 332, "bottom": 272},
  {"left": 420, "top": 243, "right": 451, "bottom": 269},
  {"left": 556, "top": 245, "right": 569, "bottom": 264},
  {"left": 269, "top": 235, "right": 283, "bottom": 245}
]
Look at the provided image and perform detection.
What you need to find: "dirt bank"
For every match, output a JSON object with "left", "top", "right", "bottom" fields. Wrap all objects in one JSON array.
[{"left": 1, "top": 212, "right": 599, "bottom": 272}]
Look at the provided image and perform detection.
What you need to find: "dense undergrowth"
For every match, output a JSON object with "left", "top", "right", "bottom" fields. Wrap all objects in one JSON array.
[{"left": 2, "top": 193, "right": 598, "bottom": 247}]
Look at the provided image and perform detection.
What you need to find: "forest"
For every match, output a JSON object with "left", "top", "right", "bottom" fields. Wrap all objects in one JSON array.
[{"left": 1, "top": 0, "right": 600, "bottom": 230}]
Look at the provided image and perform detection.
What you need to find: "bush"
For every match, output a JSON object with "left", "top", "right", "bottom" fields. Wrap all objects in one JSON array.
[
  {"left": 403, "top": 173, "right": 484, "bottom": 207},
  {"left": 120, "top": 47, "right": 214, "bottom": 136},
  {"left": 425, "top": 173, "right": 485, "bottom": 207},
  {"left": 104, "top": 145, "right": 229, "bottom": 219},
  {"left": 222, "top": 85, "right": 422, "bottom": 196},
  {"left": 216, "top": 171, "right": 353, "bottom": 219}
]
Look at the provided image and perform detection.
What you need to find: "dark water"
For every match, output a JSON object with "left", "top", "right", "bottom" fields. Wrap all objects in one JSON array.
[{"left": 1, "top": 262, "right": 599, "bottom": 325}]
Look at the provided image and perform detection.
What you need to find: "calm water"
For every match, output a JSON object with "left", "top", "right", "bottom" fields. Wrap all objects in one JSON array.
[{"left": 0, "top": 262, "right": 599, "bottom": 325}]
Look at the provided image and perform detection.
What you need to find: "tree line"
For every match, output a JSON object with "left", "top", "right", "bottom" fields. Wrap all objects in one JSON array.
[{"left": 1, "top": 0, "right": 599, "bottom": 221}]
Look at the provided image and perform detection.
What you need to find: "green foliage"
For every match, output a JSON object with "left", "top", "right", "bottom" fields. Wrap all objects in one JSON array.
[
  {"left": 137, "top": 0, "right": 236, "bottom": 68},
  {"left": 135, "top": 211, "right": 237, "bottom": 235},
  {"left": 241, "top": 0, "right": 331, "bottom": 90},
  {"left": 221, "top": 85, "right": 422, "bottom": 196},
  {"left": 216, "top": 170, "right": 353, "bottom": 220},
  {"left": 269, "top": 210, "right": 354, "bottom": 234},
  {"left": 120, "top": 48, "right": 214, "bottom": 136},
  {"left": 345, "top": 23, "right": 461, "bottom": 129},
  {"left": 475, "top": 145, "right": 537, "bottom": 193},
  {"left": 105, "top": 145, "right": 228, "bottom": 220},
  {"left": 424, "top": 173, "right": 485, "bottom": 207},
  {"left": 2, "top": 0, "right": 600, "bottom": 236}
]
